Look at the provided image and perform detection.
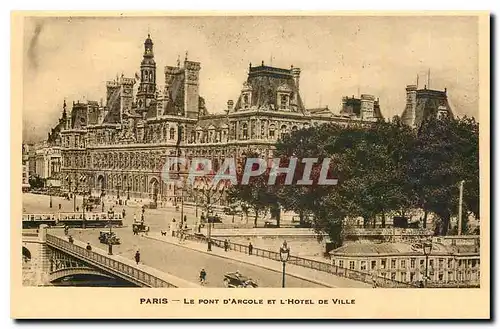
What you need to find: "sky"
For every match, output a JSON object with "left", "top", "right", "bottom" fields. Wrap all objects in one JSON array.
[{"left": 22, "top": 15, "right": 479, "bottom": 142}]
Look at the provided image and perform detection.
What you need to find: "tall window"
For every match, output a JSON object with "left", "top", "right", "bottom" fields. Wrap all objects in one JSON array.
[
  {"left": 349, "top": 261, "right": 355, "bottom": 270},
  {"left": 269, "top": 124, "right": 276, "bottom": 138},
  {"left": 242, "top": 123, "right": 248, "bottom": 140},
  {"left": 169, "top": 128, "right": 175, "bottom": 140},
  {"left": 280, "top": 125, "right": 288, "bottom": 140}
]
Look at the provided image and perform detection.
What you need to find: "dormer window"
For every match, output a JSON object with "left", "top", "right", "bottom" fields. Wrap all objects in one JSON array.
[
  {"left": 277, "top": 84, "right": 292, "bottom": 110},
  {"left": 281, "top": 94, "right": 289, "bottom": 109},
  {"left": 243, "top": 94, "right": 250, "bottom": 109},
  {"left": 437, "top": 106, "right": 448, "bottom": 120}
]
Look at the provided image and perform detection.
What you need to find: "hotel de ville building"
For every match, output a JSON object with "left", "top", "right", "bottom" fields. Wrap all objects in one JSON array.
[{"left": 43, "top": 34, "right": 444, "bottom": 205}]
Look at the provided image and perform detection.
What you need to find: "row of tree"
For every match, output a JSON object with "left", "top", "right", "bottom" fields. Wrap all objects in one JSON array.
[{"left": 227, "top": 116, "right": 479, "bottom": 245}]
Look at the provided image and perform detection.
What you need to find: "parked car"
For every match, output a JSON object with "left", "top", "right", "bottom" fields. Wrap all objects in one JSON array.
[{"left": 223, "top": 272, "right": 258, "bottom": 288}]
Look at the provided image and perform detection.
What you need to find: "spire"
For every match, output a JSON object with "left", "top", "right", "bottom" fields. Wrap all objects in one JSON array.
[
  {"left": 62, "top": 99, "right": 67, "bottom": 118},
  {"left": 428, "top": 68, "right": 431, "bottom": 89}
]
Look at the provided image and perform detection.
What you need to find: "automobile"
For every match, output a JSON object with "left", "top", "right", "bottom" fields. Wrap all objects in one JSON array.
[
  {"left": 204, "top": 214, "right": 223, "bottom": 224},
  {"left": 87, "top": 196, "right": 101, "bottom": 205},
  {"left": 98, "top": 231, "right": 121, "bottom": 245},
  {"left": 223, "top": 272, "right": 258, "bottom": 288},
  {"left": 132, "top": 222, "right": 150, "bottom": 234}
]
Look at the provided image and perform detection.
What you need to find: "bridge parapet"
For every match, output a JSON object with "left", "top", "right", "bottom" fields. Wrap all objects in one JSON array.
[{"left": 46, "top": 234, "right": 197, "bottom": 288}]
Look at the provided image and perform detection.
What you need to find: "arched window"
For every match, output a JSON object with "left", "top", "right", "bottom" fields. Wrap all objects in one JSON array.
[
  {"left": 280, "top": 125, "right": 288, "bottom": 140},
  {"left": 269, "top": 124, "right": 276, "bottom": 139},
  {"left": 242, "top": 123, "right": 248, "bottom": 140},
  {"left": 169, "top": 128, "right": 175, "bottom": 140}
]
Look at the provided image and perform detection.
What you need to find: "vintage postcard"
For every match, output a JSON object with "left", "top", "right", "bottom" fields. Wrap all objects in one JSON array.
[{"left": 11, "top": 11, "right": 490, "bottom": 319}]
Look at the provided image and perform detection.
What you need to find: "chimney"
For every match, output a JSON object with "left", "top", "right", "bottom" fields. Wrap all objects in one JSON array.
[
  {"left": 291, "top": 67, "right": 301, "bottom": 91},
  {"left": 227, "top": 100, "right": 234, "bottom": 112}
]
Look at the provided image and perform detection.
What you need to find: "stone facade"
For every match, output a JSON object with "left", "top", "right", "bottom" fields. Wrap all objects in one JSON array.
[{"left": 46, "top": 35, "right": 381, "bottom": 203}]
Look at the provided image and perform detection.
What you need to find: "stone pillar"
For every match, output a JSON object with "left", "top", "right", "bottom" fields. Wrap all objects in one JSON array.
[{"left": 36, "top": 224, "right": 50, "bottom": 286}]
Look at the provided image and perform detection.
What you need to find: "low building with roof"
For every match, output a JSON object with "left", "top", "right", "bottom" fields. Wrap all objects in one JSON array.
[{"left": 329, "top": 235, "right": 480, "bottom": 287}]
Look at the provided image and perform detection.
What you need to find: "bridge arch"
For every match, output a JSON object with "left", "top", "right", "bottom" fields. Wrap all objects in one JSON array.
[{"left": 22, "top": 246, "right": 31, "bottom": 262}]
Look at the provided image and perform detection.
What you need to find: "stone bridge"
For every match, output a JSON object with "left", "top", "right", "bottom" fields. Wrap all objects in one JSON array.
[{"left": 22, "top": 225, "right": 198, "bottom": 287}]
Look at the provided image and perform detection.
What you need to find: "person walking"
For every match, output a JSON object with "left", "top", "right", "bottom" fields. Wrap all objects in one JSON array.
[
  {"left": 122, "top": 209, "right": 126, "bottom": 219},
  {"left": 135, "top": 250, "right": 141, "bottom": 265},
  {"left": 248, "top": 242, "right": 253, "bottom": 255},
  {"left": 224, "top": 239, "right": 229, "bottom": 252},
  {"left": 199, "top": 268, "right": 207, "bottom": 285}
]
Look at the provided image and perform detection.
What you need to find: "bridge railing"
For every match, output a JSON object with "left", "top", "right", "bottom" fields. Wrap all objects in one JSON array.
[
  {"left": 175, "top": 231, "right": 416, "bottom": 288},
  {"left": 46, "top": 234, "right": 176, "bottom": 288}
]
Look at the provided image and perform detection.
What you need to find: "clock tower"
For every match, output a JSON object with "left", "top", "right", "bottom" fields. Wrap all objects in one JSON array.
[{"left": 136, "top": 34, "right": 157, "bottom": 116}]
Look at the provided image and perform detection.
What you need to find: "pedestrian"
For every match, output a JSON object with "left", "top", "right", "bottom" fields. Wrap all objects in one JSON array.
[
  {"left": 224, "top": 239, "right": 229, "bottom": 252},
  {"left": 141, "top": 213, "right": 145, "bottom": 222},
  {"left": 86, "top": 243, "right": 92, "bottom": 251},
  {"left": 248, "top": 242, "right": 253, "bottom": 255},
  {"left": 183, "top": 215, "right": 187, "bottom": 223},
  {"left": 68, "top": 236, "right": 74, "bottom": 244},
  {"left": 58, "top": 203, "right": 61, "bottom": 210},
  {"left": 135, "top": 250, "right": 141, "bottom": 265},
  {"left": 76, "top": 206, "right": 79, "bottom": 212}
]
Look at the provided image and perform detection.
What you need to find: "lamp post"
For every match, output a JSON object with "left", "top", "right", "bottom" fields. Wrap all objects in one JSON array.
[
  {"left": 207, "top": 209, "right": 212, "bottom": 252},
  {"left": 127, "top": 182, "right": 130, "bottom": 200},
  {"left": 279, "top": 241, "right": 290, "bottom": 288},
  {"left": 48, "top": 181, "right": 53, "bottom": 208},
  {"left": 422, "top": 241, "right": 433, "bottom": 288}
]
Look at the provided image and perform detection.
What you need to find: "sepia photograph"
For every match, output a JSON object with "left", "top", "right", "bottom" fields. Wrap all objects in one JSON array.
[{"left": 11, "top": 11, "right": 490, "bottom": 319}]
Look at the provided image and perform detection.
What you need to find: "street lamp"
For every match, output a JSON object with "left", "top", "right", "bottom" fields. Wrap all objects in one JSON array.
[
  {"left": 422, "top": 241, "right": 433, "bottom": 288},
  {"left": 108, "top": 208, "right": 114, "bottom": 255},
  {"left": 48, "top": 181, "right": 53, "bottom": 208},
  {"left": 127, "top": 182, "right": 130, "bottom": 200},
  {"left": 279, "top": 241, "right": 290, "bottom": 288}
]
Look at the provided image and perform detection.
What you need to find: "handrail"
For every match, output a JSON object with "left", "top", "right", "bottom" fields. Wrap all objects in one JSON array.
[
  {"left": 46, "top": 234, "right": 176, "bottom": 288},
  {"left": 175, "top": 231, "right": 416, "bottom": 288}
]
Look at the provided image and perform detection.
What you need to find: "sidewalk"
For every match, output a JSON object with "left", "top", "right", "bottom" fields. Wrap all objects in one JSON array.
[{"left": 146, "top": 232, "right": 371, "bottom": 288}]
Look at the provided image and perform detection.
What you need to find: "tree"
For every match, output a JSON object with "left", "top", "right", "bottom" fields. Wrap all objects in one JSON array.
[
  {"left": 226, "top": 152, "right": 278, "bottom": 228},
  {"left": 29, "top": 175, "right": 45, "bottom": 189},
  {"left": 273, "top": 119, "right": 416, "bottom": 245},
  {"left": 408, "top": 116, "right": 479, "bottom": 235}
]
